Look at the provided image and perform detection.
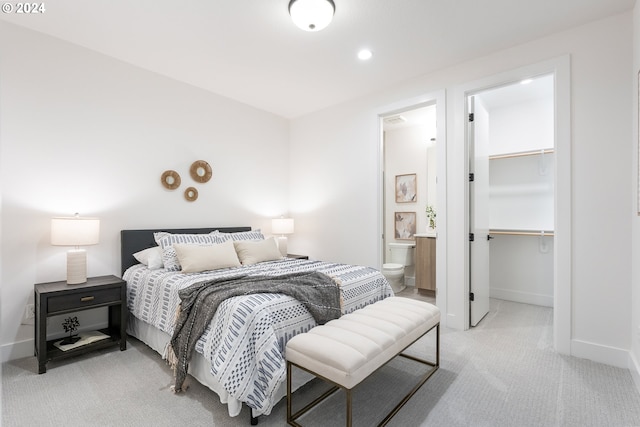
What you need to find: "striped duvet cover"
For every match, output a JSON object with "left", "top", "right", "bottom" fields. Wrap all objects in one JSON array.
[{"left": 123, "top": 258, "right": 393, "bottom": 416}]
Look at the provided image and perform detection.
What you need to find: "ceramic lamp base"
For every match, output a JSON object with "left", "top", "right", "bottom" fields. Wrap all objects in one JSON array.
[
  {"left": 277, "top": 236, "right": 288, "bottom": 257},
  {"left": 67, "top": 249, "right": 87, "bottom": 285}
]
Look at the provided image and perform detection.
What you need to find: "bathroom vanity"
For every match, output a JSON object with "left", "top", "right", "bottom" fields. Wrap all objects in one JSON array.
[{"left": 415, "top": 234, "right": 436, "bottom": 292}]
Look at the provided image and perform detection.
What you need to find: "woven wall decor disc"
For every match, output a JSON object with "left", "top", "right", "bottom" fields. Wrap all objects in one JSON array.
[
  {"left": 161, "top": 170, "right": 181, "bottom": 190},
  {"left": 184, "top": 187, "right": 198, "bottom": 202},
  {"left": 190, "top": 160, "right": 212, "bottom": 183}
]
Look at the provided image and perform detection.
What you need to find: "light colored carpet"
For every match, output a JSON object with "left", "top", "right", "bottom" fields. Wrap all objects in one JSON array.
[{"left": 3, "top": 297, "right": 640, "bottom": 426}]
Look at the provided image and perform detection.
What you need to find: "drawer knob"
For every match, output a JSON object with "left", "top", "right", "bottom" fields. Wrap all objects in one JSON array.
[{"left": 80, "top": 296, "right": 95, "bottom": 302}]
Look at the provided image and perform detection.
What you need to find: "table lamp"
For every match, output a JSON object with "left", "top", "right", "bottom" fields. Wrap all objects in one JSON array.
[
  {"left": 51, "top": 214, "right": 100, "bottom": 284},
  {"left": 272, "top": 217, "right": 294, "bottom": 257}
]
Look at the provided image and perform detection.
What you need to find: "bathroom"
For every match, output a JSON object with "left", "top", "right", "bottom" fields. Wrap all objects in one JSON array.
[{"left": 382, "top": 105, "right": 437, "bottom": 293}]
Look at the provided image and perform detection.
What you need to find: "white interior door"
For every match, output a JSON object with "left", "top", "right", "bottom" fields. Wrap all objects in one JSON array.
[{"left": 469, "top": 96, "right": 491, "bottom": 326}]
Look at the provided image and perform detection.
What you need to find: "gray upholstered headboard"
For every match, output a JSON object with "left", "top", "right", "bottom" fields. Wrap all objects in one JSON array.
[{"left": 120, "top": 227, "right": 251, "bottom": 275}]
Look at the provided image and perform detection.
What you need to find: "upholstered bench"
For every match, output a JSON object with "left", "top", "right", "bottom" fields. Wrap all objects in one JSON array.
[{"left": 286, "top": 297, "right": 440, "bottom": 427}]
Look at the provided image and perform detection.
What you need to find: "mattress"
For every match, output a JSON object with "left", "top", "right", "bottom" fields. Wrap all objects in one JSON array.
[{"left": 123, "top": 257, "right": 393, "bottom": 418}]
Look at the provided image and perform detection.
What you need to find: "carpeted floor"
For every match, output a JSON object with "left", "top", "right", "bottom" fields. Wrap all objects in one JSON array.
[{"left": 3, "top": 296, "right": 640, "bottom": 426}]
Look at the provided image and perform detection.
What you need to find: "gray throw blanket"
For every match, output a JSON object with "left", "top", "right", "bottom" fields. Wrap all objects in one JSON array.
[{"left": 167, "top": 271, "right": 342, "bottom": 392}]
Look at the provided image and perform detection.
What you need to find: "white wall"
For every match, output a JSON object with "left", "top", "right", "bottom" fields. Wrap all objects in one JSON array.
[
  {"left": 488, "top": 101, "right": 554, "bottom": 155},
  {"left": 489, "top": 155, "right": 554, "bottom": 231},
  {"left": 0, "top": 22, "right": 290, "bottom": 360},
  {"left": 630, "top": 1, "right": 640, "bottom": 389},
  {"left": 384, "top": 126, "right": 431, "bottom": 240},
  {"left": 568, "top": 15, "right": 632, "bottom": 366},
  {"left": 290, "top": 13, "right": 633, "bottom": 367},
  {"left": 489, "top": 235, "right": 554, "bottom": 307}
]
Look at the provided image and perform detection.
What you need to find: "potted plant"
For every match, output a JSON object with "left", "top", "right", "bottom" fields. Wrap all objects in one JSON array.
[{"left": 426, "top": 205, "right": 436, "bottom": 231}]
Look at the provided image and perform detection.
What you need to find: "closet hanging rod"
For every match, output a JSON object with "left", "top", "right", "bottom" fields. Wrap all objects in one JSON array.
[
  {"left": 490, "top": 230, "right": 555, "bottom": 237},
  {"left": 489, "top": 148, "right": 555, "bottom": 160}
]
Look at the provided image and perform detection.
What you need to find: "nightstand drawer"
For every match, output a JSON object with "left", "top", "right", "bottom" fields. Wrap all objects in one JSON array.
[{"left": 47, "top": 287, "right": 121, "bottom": 313}]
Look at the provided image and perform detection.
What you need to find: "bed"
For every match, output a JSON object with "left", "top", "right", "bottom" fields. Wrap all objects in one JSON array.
[{"left": 120, "top": 227, "right": 394, "bottom": 423}]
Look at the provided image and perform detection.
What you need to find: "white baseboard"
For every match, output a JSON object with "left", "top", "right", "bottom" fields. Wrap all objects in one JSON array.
[
  {"left": 571, "top": 339, "right": 629, "bottom": 368},
  {"left": 490, "top": 287, "right": 553, "bottom": 307},
  {"left": 629, "top": 352, "right": 640, "bottom": 395},
  {"left": 1, "top": 338, "right": 33, "bottom": 363}
]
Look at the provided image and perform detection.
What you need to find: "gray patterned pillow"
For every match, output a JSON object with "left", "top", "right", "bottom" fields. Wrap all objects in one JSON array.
[
  {"left": 221, "top": 229, "right": 265, "bottom": 241},
  {"left": 154, "top": 232, "right": 231, "bottom": 271}
]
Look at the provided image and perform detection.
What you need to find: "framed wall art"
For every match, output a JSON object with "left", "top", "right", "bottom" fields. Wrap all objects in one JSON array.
[
  {"left": 395, "top": 173, "right": 417, "bottom": 203},
  {"left": 394, "top": 211, "right": 416, "bottom": 240}
]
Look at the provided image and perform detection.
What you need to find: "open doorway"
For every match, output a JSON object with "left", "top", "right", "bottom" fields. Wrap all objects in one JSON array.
[
  {"left": 382, "top": 106, "right": 437, "bottom": 297},
  {"left": 468, "top": 74, "right": 555, "bottom": 327},
  {"left": 377, "top": 90, "right": 446, "bottom": 315}
]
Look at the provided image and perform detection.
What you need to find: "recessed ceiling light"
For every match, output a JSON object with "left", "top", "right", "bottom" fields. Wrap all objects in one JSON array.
[{"left": 358, "top": 49, "right": 373, "bottom": 61}]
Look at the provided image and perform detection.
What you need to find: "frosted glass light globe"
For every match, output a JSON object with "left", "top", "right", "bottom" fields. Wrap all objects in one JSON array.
[{"left": 289, "top": 0, "right": 335, "bottom": 32}]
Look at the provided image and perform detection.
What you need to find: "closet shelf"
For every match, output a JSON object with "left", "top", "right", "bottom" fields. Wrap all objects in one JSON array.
[
  {"left": 489, "top": 148, "right": 554, "bottom": 160},
  {"left": 490, "top": 229, "right": 554, "bottom": 237}
]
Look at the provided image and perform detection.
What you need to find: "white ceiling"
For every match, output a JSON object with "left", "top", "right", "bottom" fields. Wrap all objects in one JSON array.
[
  {"left": 0, "top": 0, "right": 634, "bottom": 118},
  {"left": 383, "top": 106, "right": 436, "bottom": 131},
  {"left": 382, "top": 74, "right": 553, "bottom": 134},
  {"left": 477, "top": 74, "right": 554, "bottom": 111}
]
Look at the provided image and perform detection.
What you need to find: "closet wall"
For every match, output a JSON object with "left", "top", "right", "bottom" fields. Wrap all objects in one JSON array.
[{"left": 480, "top": 75, "right": 555, "bottom": 307}]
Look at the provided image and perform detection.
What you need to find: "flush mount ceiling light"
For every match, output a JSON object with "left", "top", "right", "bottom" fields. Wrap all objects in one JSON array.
[
  {"left": 288, "top": 0, "right": 335, "bottom": 32},
  {"left": 357, "top": 49, "right": 373, "bottom": 60}
]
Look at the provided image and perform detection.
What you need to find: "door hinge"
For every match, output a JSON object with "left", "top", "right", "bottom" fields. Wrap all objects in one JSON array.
[
  {"left": 469, "top": 172, "right": 475, "bottom": 182},
  {"left": 470, "top": 292, "right": 475, "bottom": 302},
  {"left": 468, "top": 113, "right": 474, "bottom": 122},
  {"left": 469, "top": 233, "right": 475, "bottom": 242}
]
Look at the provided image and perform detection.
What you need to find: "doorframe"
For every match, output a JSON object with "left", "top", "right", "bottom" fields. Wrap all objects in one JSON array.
[
  {"left": 456, "top": 56, "right": 571, "bottom": 353},
  {"left": 376, "top": 90, "right": 447, "bottom": 316}
]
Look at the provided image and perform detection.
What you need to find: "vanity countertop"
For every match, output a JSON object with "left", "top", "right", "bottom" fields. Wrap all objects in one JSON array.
[{"left": 414, "top": 232, "right": 437, "bottom": 238}]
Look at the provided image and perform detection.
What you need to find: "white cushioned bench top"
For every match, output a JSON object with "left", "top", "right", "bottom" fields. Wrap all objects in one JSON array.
[{"left": 285, "top": 297, "right": 440, "bottom": 389}]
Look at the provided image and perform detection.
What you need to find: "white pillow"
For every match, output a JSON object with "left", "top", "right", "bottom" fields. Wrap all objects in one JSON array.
[
  {"left": 133, "top": 247, "right": 163, "bottom": 270},
  {"left": 154, "top": 232, "right": 230, "bottom": 271},
  {"left": 233, "top": 237, "right": 283, "bottom": 265},
  {"left": 173, "top": 240, "right": 241, "bottom": 273}
]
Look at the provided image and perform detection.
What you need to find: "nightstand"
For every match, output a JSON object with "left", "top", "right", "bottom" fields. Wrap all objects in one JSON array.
[
  {"left": 287, "top": 254, "right": 309, "bottom": 260},
  {"left": 34, "top": 275, "right": 127, "bottom": 374}
]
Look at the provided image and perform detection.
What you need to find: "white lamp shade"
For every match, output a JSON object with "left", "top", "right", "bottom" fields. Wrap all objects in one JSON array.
[
  {"left": 51, "top": 217, "right": 100, "bottom": 246},
  {"left": 272, "top": 218, "right": 294, "bottom": 235},
  {"left": 289, "top": 0, "right": 335, "bottom": 32}
]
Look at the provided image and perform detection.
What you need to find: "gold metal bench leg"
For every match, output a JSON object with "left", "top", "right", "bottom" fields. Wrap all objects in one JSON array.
[
  {"left": 436, "top": 323, "right": 440, "bottom": 365},
  {"left": 379, "top": 323, "right": 440, "bottom": 426},
  {"left": 287, "top": 322, "right": 440, "bottom": 427},
  {"left": 346, "top": 388, "right": 352, "bottom": 427},
  {"left": 287, "top": 361, "right": 293, "bottom": 424}
]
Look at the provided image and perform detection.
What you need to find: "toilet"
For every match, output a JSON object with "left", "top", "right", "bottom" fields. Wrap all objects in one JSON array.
[
  {"left": 382, "top": 263, "right": 405, "bottom": 293},
  {"left": 382, "top": 243, "right": 416, "bottom": 293}
]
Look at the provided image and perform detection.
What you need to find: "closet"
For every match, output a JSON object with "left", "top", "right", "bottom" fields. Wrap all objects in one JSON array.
[{"left": 479, "top": 75, "right": 555, "bottom": 308}]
